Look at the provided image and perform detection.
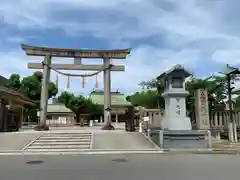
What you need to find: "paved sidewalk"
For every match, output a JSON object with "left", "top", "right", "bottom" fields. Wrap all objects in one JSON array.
[
  {"left": 2, "top": 127, "right": 240, "bottom": 155},
  {"left": 0, "top": 133, "right": 40, "bottom": 152},
  {"left": 93, "top": 132, "right": 157, "bottom": 150},
  {"left": 164, "top": 141, "right": 240, "bottom": 154}
]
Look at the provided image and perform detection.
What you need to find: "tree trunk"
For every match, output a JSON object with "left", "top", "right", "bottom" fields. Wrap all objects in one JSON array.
[
  {"left": 101, "top": 113, "right": 115, "bottom": 130},
  {"left": 80, "top": 116, "right": 84, "bottom": 127},
  {"left": 76, "top": 113, "right": 84, "bottom": 127},
  {"left": 76, "top": 114, "right": 80, "bottom": 125}
]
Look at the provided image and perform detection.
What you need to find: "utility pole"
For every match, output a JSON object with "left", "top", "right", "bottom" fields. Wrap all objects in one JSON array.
[
  {"left": 227, "top": 74, "right": 235, "bottom": 142},
  {"left": 222, "top": 64, "right": 240, "bottom": 142}
]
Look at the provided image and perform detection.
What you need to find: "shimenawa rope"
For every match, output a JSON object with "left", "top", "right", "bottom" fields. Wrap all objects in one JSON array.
[{"left": 41, "top": 61, "right": 114, "bottom": 77}]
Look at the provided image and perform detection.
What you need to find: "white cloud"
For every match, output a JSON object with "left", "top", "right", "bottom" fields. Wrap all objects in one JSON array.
[
  {"left": 0, "top": 45, "right": 200, "bottom": 95},
  {"left": 111, "top": 46, "right": 201, "bottom": 93},
  {"left": 1, "top": 0, "right": 240, "bottom": 95},
  {"left": 212, "top": 50, "right": 240, "bottom": 65}
]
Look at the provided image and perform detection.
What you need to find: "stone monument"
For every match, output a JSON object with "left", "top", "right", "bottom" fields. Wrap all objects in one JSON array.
[
  {"left": 160, "top": 65, "right": 192, "bottom": 130},
  {"left": 195, "top": 89, "right": 210, "bottom": 130},
  {"left": 156, "top": 65, "right": 212, "bottom": 149}
]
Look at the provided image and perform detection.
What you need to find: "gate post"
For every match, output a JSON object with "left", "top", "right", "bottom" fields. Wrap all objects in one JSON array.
[{"left": 39, "top": 55, "right": 51, "bottom": 127}]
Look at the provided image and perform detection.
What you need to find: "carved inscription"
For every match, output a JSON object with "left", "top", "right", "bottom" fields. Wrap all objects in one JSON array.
[
  {"left": 199, "top": 90, "right": 208, "bottom": 125},
  {"left": 176, "top": 98, "right": 181, "bottom": 115}
]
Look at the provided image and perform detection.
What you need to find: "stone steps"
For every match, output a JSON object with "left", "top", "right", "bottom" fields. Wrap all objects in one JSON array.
[
  {"left": 24, "top": 149, "right": 90, "bottom": 152},
  {"left": 35, "top": 139, "right": 91, "bottom": 142},
  {"left": 42, "top": 133, "right": 91, "bottom": 136},
  {"left": 24, "top": 132, "right": 92, "bottom": 152},
  {"left": 33, "top": 142, "right": 90, "bottom": 145},
  {"left": 39, "top": 137, "right": 91, "bottom": 139},
  {"left": 41, "top": 134, "right": 91, "bottom": 138},
  {"left": 27, "top": 145, "right": 91, "bottom": 149}
]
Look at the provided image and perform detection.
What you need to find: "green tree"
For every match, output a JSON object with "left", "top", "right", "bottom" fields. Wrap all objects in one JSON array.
[
  {"left": 20, "top": 71, "right": 58, "bottom": 102},
  {"left": 7, "top": 72, "right": 58, "bottom": 123},
  {"left": 127, "top": 90, "right": 161, "bottom": 108},
  {"left": 8, "top": 71, "right": 58, "bottom": 103},
  {"left": 131, "top": 79, "right": 165, "bottom": 108},
  {"left": 135, "top": 75, "right": 230, "bottom": 111},
  {"left": 139, "top": 79, "right": 165, "bottom": 94},
  {"left": 58, "top": 91, "right": 102, "bottom": 126},
  {"left": 8, "top": 74, "right": 21, "bottom": 90}
]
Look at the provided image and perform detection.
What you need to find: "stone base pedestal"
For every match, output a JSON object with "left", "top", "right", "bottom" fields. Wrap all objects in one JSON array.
[
  {"left": 156, "top": 130, "right": 211, "bottom": 149},
  {"left": 161, "top": 117, "right": 192, "bottom": 131}
]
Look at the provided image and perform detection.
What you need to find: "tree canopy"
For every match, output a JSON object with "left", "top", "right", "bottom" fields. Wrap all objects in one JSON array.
[
  {"left": 6, "top": 72, "right": 58, "bottom": 122},
  {"left": 126, "top": 90, "right": 163, "bottom": 109},
  {"left": 58, "top": 91, "right": 102, "bottom": 126},
  {"left": 127, "top": 74, "right": 240, "bottom": 111},
  {"left": 8, "top": 71, "right": 58, "bottom": 103}
]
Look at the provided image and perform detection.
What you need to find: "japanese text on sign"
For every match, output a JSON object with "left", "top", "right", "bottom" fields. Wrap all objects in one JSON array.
[{"left": 176, "top": 98, "right": 181, "bottom": 115}]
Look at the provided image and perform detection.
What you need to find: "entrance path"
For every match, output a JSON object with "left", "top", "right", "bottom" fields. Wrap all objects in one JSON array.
[{"left": 93, "top": 132, "right": 158, "bottom": 150}]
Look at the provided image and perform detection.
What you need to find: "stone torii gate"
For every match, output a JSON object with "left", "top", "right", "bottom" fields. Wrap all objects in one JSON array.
[{"left": 21, "top": 44, "right": 131, "bottom": 129}]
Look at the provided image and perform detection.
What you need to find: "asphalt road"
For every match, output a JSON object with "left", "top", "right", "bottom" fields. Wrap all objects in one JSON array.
[{"left": 0, "top": 154, "right": 239, "bottom": 180}]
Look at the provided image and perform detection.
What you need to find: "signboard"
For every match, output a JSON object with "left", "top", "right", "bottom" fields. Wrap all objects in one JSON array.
[{"left": 143, "top": 117, "right": 150, "bottom": 122}]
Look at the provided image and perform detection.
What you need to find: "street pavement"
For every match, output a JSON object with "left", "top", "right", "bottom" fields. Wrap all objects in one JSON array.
[{"left": 0, "top": 154, "right": 239, "bottom": 180}]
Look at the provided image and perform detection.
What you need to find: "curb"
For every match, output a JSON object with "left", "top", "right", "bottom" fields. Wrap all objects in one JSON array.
[
  {"left": 0, "top": 149, "right": 240, "bottom": 155},
  {"left": 165, "top": 149, "right": 240, "bottom": 155},
  {"left": 0, "top": 150, "right": 164, "bottom": 156}
]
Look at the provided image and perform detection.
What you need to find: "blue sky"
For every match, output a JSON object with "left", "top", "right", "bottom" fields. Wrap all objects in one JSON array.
[{"left": 1, "top": 0, "right": 240, "bottom": 96}]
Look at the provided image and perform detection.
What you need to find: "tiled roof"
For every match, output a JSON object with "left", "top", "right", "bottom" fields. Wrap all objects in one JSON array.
[
  {"left": 157, "top": 64, "right": 191, "bottom": 80},
  {"left": 47, "top": 104, "right": 73, "bottom": 113},
  {"left": 89, "top": 91, "right": 132, "bottom": 106},
  {"left": 0, "top": 76, "right": 9, "bottom": 86},
  {"left": 0, "top": 85, "right": 35, "bottom": 106}
]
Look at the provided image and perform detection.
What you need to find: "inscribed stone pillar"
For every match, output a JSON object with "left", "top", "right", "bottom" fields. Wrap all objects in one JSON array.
[{"left": 195, "top": 89, "right": 210, "bottom": 130}]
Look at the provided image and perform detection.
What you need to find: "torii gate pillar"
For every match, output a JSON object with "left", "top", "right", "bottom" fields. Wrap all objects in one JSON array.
[
  {"left": 39, "top": 55, "right": 51, "bottom": 127},
  {"left": 103, "top": 58, "right": 111, "bottom": 124}
]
